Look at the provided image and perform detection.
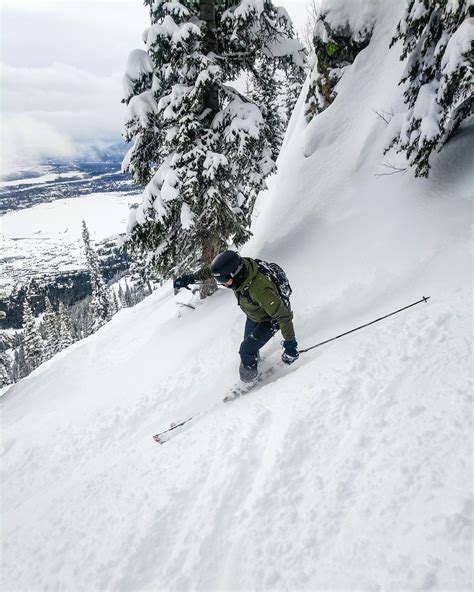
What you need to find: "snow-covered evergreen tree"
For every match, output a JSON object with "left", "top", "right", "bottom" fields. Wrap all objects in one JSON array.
[
  {"left": 284, "top": 61, "right": 306, "bottom": 122},
  {"left": 0, "top": 351, "right": 11, "bottom": 388},
  {"left": 22, "top": 299, "right": 44, "bottom": 371},
  {"left": 248, "top": 61, "right": 285, "bottom": 161},
  {"left": 82, "top": 221, "right": 113, "bottom": 332},
  {"left": 112, "top": 291, "right": 120, "bottom": 315},
  {"left": 58, "top": 302, "right": 74, "bottom": 350},
  {"left": 117, "top": 284, "right": 126, "bottom": 308},
  {"left": 42, "top": 297, "right": 61, "bottom": 358},
  {"left": 122, "top": 0, "right": 305, "bottom": 294},
  {"left": 387, "top": 0, "right": 473, "bottom": 177},
  {"left": 0, "top": 328, "right": 12, "bottom": 388},
  {"left": 120, "top": 281, "right": 130, "bottom": 307},
  {"left": 12, "top": 344, "right": 29, "bottom": 382}
]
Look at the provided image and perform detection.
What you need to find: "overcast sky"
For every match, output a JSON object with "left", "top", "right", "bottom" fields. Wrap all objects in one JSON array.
[{"left": 0, "top": 0, "right": 311, "bottom": 175}]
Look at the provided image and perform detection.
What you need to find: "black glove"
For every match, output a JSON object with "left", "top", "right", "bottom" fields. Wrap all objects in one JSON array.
[
  {"left": 281, "top": 338, "right": 299, "bottom": 365},
  {"left": 173, "top": 274, "right": 195, "bottom": 290}
]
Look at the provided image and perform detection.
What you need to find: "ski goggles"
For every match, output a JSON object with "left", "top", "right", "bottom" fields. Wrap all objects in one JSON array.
[{"left": 212, "top": 262, "right": 243, "bottom": 284}]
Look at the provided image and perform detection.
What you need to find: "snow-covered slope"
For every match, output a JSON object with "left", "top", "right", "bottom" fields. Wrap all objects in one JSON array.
[{"left": 2, "top": 3, "right": 472, "bottom": 591}]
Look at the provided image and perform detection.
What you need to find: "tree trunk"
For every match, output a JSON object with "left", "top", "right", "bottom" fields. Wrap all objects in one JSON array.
[
  {"left": 200, "top": 236, "right": 220, "bottom": 299},
  {"left": 199, "top": 0, "right": 219, "bottom": 300},
  {"left": 200, "top": 0, "right": 219, "bottom": 118}
]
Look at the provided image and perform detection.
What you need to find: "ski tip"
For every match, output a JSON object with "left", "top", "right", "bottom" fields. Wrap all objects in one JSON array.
[{"left": 152, "top": 434, "right": 163, "bottom": 444}]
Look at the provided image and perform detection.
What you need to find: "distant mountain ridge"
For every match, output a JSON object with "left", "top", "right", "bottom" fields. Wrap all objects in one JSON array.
[{"left": 0, "top": 142, "right": 135, "bottom": 214}]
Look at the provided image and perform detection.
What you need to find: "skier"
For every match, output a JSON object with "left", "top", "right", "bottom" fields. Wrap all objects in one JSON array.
[{"left": 173, "top": 250, "right": 299, "bottom": 384}]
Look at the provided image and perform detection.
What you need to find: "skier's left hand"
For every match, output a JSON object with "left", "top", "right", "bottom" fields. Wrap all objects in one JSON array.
[{"left": 281, "top": 339, "right": 299, "bottom": 364}]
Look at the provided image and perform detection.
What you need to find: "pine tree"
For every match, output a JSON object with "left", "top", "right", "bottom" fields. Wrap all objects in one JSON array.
[
  {"left": 122, "top": 0, "right": 305, "bottom": 295},
  {"left": 112, "top": 291, "right": 120, "bottom": 315},
  {"left": 58, "top": 302, "right": 74, "bottom": 350},
  {"left": 121, "top": 280, "right": 134, "bottom": 307},
  {"left": 387, "top": 0, "right": 473, "bottom": 177},
  {"left": 128, "top": 251, "right": 157, "bottom": 293},
  {"left": 82, "top": 221, "right": 113, "bottom": 332},
  {"left": 248, "top": 60, "right": 285, "bottom": 161},
  {"left": 284, "top": 61, "right": 306, "bottom": 123},
  {"left": 0, "top": 353, "right": 11, "bottom": 388},
  {"left": 12, "top": 344, "right": 29, "bottom": 382},
  {"left": 118, "top": 284, "right": 126, "bottom": 307},
  {"left": 22, "top": 299, "right": 44, "bottom": 371},
  {"left": 42, "top": 297, "right": 61, "bottom": 358},
  {"left": 0, "top": 331, "right": 12, "bottom": 388}
]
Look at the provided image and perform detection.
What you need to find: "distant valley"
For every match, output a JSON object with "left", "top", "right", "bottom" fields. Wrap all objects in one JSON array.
[
  {"left": 0, "top": 143, "right": 135, "bottom": 214},
  {"left": 0, "top": 145, "right": 142, "bottom": 327}
]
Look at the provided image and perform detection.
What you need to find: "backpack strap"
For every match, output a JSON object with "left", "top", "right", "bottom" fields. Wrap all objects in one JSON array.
[{"left": 242, "top": 285, "right": 257, "bottom": 306}]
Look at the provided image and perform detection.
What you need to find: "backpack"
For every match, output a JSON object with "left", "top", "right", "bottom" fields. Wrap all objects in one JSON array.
[{"left": 248, "top": 259, "right": 293, "bottom": 309}]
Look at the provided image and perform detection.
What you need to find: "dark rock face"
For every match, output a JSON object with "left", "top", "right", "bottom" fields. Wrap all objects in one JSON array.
[{"left": 305, "top": 16, "right": 373, "bottom": 121}]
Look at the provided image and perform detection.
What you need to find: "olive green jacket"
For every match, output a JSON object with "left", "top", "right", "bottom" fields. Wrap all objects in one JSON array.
[{"left": 195, "top": 258, "right": 295, "bottom": 340}]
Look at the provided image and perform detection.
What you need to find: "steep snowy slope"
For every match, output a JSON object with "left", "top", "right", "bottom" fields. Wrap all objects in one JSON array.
[{"left": 2, "top": 3, "right": 472, "bottom": 591}]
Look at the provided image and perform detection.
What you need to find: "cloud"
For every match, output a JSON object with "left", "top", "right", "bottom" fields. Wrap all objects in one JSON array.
[
  {"left": 0, "top": 62, "right": 125, "bottom": 175},
  {"left": 1, "top": 2, "right": 149, "bottom": 76},
  {"left": 1, "top": 115, "right": 78, "bottom": 172},
  {"left": 0, "top": 0, "right": 310, "bottom": 175},
  {"left": 0, "top": 1, "right": 148, "bottom": 174}
]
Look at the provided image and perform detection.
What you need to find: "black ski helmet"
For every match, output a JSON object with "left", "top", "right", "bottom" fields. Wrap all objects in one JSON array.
[{"left": 210, "top": 250, "right": 243, "bottom": 284}]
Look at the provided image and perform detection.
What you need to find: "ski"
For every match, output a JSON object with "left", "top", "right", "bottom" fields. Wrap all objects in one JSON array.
[
  {"left": 152, "top": 417, "right": 194, "bottom": 444},
  {"left": 222, "top": 380, "right": 258, "bottom": 403},
  {"left": 223, "top": 365, "right": 277, "bottom": 402},
  {"left": 152, "top": 361, "right": 286, "bottom": 444}
]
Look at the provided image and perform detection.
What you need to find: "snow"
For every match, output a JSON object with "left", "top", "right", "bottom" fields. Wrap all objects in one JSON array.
[
  {"left": 234, "top": 0, "right": 265, "bottom": 20},
  {"left": 409, "top": 0, "right": 429, "bottom": 22},
  {"left": 143, "top": 23, "right": 166, "bottom": 49},
  {"left": 124, "top": 89, "right": 159, "bottom": 130},
  {"left": 2, "top": 2, "right": 473, "bottom": 591},
  {"left": 180, "top": 202, "right": 194, "bottom": 229},
  {"left": 0, "top": 170, "right": 86, "bottom": 189},
  {"left": 214, "top": 99, "right": 265, "bottom": 151},
  {"left": 0, "top": 192, "right": 140, "bottom": 290},
  {"left": 441, "top": 17, "right": 474, "bottom": 76},
  {"left": 413, "top": 81, "right": 442, "bottom": 141},
  {"left": 316, "top": 0, "right": 378, "bottom": 40},
  {"left": 122, "top": 49, "right": 154, "bottom": 101},
  {"left": 161, "top": 179, "right": 179, "bottom": 202},
  {"left": 171, "top": 21, "right": 201, "bottom": 45},
  {"left": 128, "top": 158, "right": 179, "bottom": 227},
  {"left": 162, "top": 1, "right": 190, "bottom": 18},
  {"left": 123, "top": 90, "right": 158, "bottom": 135},
  {"left": 159, "top": 83, "right": 192, "bottom": 119},
  {"left": 263, "top": 37, "right": 305, "bottom": 68},
  {"left": 203, "top": 151, "right": 228, "bottom": 180}
]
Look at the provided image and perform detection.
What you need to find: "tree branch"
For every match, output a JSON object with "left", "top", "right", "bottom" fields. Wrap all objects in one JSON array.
[
  {"left": 372, "top": 107, "right": 394, "bottom": 125},
  {"left": 374, "top": 162, "right": 408, "bottom": 177}
]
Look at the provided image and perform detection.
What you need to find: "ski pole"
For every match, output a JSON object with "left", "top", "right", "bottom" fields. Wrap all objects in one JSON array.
[{"left": 300, "top": 296, "right": 430, "bottom": 354}]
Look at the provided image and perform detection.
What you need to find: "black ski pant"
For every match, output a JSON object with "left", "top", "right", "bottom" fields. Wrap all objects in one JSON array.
[{"left": 239, "top": 318, "right": 279, "bottom": 368}]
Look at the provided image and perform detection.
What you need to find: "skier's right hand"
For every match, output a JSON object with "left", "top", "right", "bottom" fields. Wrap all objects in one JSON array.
[{"left": 173, "top": 274, "right": 195, "bottom": 290}]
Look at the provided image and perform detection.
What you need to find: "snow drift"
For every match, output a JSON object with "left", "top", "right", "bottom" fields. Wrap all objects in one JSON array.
[{"left": 2, "top": 2, "right": 472, "bottom": 590}]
